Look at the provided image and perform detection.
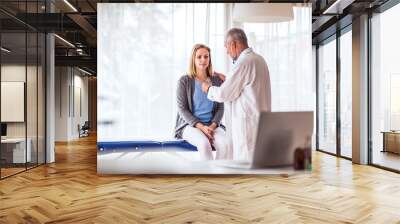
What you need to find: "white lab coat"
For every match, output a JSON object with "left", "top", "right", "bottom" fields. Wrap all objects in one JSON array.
[{"left": 207, "top": 48, "right": 271, "bottom": 160}]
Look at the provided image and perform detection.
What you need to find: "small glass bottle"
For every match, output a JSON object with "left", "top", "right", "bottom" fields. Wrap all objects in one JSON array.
[{"left": 294, "top": 147, "right": 305, "bottom": 170}]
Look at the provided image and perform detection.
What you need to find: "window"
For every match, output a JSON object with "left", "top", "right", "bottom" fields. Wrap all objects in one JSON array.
[
  {"left": 340, "top": 29, "right": 352, "bottom": 158},
  {"left": 317, "top": 38, "right": 337, "bottom": 154},
  {"left": 371, "top": 3, "right": 400, "bottom": 171}
]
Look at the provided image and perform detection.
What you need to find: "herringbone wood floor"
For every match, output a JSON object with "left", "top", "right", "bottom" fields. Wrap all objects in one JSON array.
[{"left": 1, "top": 135, "right": 400, "bottom": 223}]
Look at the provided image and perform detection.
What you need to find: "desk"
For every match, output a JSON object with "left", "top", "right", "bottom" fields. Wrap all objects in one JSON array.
[
  {"left": 97, "top": 150, "right": 303, "bottom": 175},
  {"left": 382, "top": 131, "right": 400, "bottom": 154},
  {"left": 1, "top": 138, "right": 31, "bottom": 163}
]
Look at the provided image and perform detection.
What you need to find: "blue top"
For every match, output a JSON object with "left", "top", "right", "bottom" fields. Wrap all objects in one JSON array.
[{"left": 193, "top": 80, "right": 214, "bottom": 124}]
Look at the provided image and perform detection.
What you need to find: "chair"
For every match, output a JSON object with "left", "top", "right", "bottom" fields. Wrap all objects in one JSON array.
[{"left": 79, "top": 121, "right": 90, "bottom": 138}]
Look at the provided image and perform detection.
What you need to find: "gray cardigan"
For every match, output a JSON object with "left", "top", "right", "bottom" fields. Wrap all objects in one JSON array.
[{"left": 174, "top": 75, "right": 224, "bottom": 139}]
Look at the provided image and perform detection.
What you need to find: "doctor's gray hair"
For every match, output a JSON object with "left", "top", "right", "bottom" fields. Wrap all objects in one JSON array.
[{"left": 225, "top": 28, "right": 248, "bottom": 46}]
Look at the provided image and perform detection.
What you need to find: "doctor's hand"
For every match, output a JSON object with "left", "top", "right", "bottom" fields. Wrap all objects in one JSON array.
[
  {"left": 213, "top": 71, "right": 226, "bottom": 82},
  {"left": 201, "top": 81, "right": 211, "bottom": 93}
]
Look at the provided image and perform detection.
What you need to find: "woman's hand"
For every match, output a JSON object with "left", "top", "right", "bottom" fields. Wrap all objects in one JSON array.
[
  {"left": 209, "top": 122, "right": 218, "bottom": 130},
  {"left": 195, "top": 123, "right": 214, "bottom": 144},
  {"left": 213, "top": 71, "right": 226, "bottom": 82}
]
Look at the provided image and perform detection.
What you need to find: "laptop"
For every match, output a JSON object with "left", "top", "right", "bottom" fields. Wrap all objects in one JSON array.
[{"left": 213, "top": 111, "right": 314, "bottom": 169}]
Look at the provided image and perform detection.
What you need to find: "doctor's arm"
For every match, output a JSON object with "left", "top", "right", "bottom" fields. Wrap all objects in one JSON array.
[{"left": 206, "top": 64, "right": 250, "bottom": 103}]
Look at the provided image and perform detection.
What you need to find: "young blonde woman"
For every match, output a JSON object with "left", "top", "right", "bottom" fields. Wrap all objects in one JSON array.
[{"left": 174, "top": 44, "right": 229, "bottom": 160}]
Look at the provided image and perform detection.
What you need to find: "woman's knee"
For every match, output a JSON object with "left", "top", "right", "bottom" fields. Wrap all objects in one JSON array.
[{"left": 196, "top": 139, "right": 212, "bottom": 151}]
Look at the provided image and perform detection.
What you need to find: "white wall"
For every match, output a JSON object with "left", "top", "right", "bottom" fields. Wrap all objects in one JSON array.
[
  {"left": 55, "top": 67, "right": 89, "bottom": 141},
  {"left": 1, "top": 65, "right": 27, "bottom": 141},
  {"left": 1, "top": 64, "right": 46, "bottom": 164},
  {"left": 1, "top": 65, "right": 40, "bottom": 138},
  {"left": 55, "top": 66, "right": 69, "bottom": 141},
  {"left": 72, "top": 72, "right": 89, "bottom": 138}
]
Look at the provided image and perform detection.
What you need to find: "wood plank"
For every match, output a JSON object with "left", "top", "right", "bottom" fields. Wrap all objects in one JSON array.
[{"left": 0, "top": 135, "right": 399, "bottom": 223}]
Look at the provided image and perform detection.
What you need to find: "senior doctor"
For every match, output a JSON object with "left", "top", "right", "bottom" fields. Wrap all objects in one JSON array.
[{"left": 202, "top": 28, "right": 271, "bottom": 161}]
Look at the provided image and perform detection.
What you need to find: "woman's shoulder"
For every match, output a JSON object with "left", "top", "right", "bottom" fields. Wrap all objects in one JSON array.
[
  {"left": 177, "top": 75, "right": 194, "bottom": 88},
  {"left": 178, "top": 74, "right": 193, "bottom": 82}
]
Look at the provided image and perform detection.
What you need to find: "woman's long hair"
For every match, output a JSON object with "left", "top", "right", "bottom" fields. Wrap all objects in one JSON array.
[{"left": 188, "top": 44, "right": 213, "bottom": 79}]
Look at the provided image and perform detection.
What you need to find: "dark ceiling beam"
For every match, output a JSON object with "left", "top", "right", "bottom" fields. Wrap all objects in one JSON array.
[
  {"left": 66, "top": 13, "right": 97, "bottom": 46},
  {"left": 0, "top": 18, "right": 27, "bottom": 31},
  {"left": 13, "top": 13, "right": 82, "bottom": 32},
  {"left": 311, "top": 0, "right": 386, "bottom": 44},
  {"left": 1, "top": 57, "right": 43, "bottom": 65},
  {"left": 373, "top": 0, "right": 400, "bottom": 12},
  {"left": 52, "top": 0, "right": 78, "bottom": 13},
  {"left": 79, "top": 66, "right": 97, "bottom": 75},
  {"left": 322, "top": 0, "right": 356, "bottom": 14},
  {"left": 86, "top": 0, "right": 97, "bottom": 12},
  {"left": 55, "top": 55, "right": 96, "bottom": 70},
  {"left": 312, "top": 14, "right": 352, "bottom": 44},
  {"left": 312, "top": 15, "right": 335, "bottom": 33},
  {"left": 0, "top": 8, "right": 38, "bottom": 31},
  {"left": 6, "top": 12, "right": 97, "bottom": 47}
]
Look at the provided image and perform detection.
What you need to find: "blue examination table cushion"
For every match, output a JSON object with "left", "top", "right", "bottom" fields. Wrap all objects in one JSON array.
[{"left": 97, "top": 140, "right": 197, "bottom": 152}]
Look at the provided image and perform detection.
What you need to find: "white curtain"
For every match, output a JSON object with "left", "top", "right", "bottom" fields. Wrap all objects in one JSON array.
[
  {"left": 98, "top": 3, "right": 227, "bottom": 141},
  {"left": 243, "top": 6, "right": 313, "bottom": 112}
]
